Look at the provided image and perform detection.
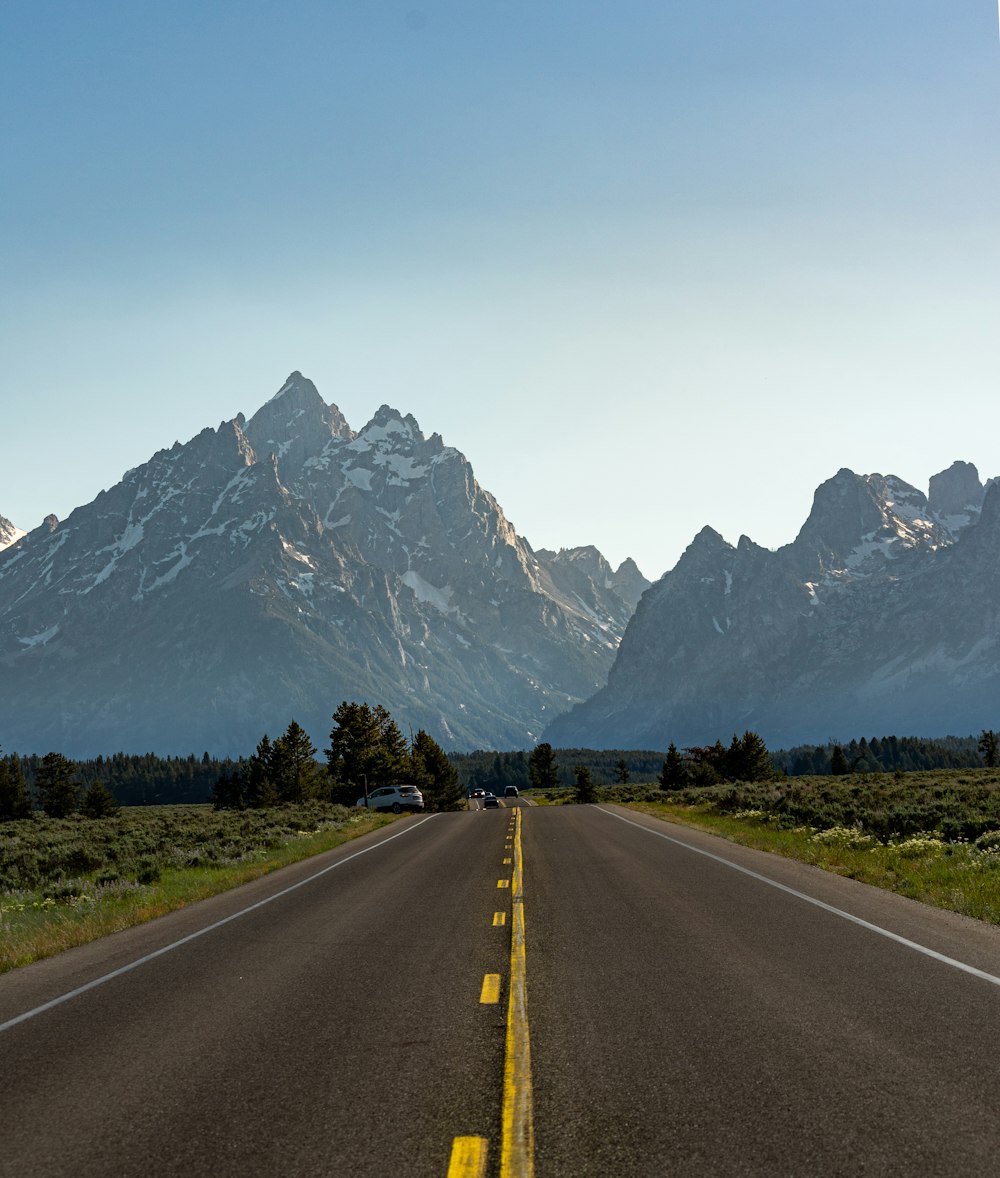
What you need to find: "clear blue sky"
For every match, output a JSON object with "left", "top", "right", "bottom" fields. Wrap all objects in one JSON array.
[{"left": 3, "top": 2, "right": 998, "bottom": 579}]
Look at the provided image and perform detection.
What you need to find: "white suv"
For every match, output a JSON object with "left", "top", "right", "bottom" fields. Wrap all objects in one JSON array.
[{"left": 356, "top": 785, "right": 425, "bottom": 813}]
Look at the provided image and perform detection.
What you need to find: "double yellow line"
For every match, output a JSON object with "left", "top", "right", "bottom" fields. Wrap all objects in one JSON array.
[
  {"left": 501, "top": 807, "right": 534, "bottom": 1178},
  {"left": 449, "top": 807, "right": 534, "bottom": 1178}
]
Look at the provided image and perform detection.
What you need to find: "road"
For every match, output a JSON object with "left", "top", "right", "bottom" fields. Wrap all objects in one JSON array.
[{"left": 5, "top": 803, "right": 1000, "bottom": 1176}]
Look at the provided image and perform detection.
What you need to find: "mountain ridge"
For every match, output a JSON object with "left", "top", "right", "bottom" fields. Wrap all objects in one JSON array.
[
  {"left": 543, "top": 461, "right": 1000, "bottom": 750},
  {"left": 0, "top": 373, "right": 649, "bottom": 756}
]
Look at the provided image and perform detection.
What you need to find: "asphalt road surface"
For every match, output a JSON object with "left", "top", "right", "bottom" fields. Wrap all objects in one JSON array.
[{"left": 6, "top": 803, "right": 1000, "bottom": 1177}]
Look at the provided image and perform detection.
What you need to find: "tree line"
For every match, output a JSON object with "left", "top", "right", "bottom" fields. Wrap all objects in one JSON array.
[
  {"left": 211, "top": 702, "right": 465, "bottom": 813},
  {"left": 773, "top": 733, "right": 997, "bottom": 776},
  {"left": 0, "top": 749, "right": 122, "bottom": 820},
  {"left": 5, "top": 722, "right": 999, "bottom": 822}
]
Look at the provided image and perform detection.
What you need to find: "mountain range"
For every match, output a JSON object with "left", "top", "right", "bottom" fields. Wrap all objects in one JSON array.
[
  {"left": 543, "top": 460, "right": 1000, "bottom": 750},
  {"left": 0, "top": 373, "right": 647, "bottom": 757}
]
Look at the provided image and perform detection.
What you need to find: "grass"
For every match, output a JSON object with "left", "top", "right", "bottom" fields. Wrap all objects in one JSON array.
[
  {"left": 625, "top": 789, "right": 1000, "bottom": 926},
  {"left": 0, "top": 802, "right": 397, "bottom": 973}
]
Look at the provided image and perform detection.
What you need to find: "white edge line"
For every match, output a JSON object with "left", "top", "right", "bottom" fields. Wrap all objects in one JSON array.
[
  {"left": 0, "top": 815, "right": 438, "bottom": 1034},
  {"left": 596, "top": 806, "right": 1000, "bottom": 989}
]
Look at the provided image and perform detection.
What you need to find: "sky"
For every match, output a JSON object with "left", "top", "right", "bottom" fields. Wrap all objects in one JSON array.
[{"left": 2, "top": 1, "right": 998, "bottom": 581}]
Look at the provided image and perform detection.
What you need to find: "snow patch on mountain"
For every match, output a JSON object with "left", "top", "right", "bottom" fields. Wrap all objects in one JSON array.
[{"left": 401, "top": 570, "right": 455, "bottom": 614}]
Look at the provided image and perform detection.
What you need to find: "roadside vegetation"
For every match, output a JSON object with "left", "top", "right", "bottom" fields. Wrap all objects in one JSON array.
[
  {"left": 608, "top": 768, "right": 1000, "bottom": 926},
  {"left": 0, "top": 802, "right": 395, "bottom": 973}
]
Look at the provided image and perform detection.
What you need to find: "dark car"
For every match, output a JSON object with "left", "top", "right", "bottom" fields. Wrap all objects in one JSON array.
[
  {"left": 483, "top": 793, "right": 500, "bottom": 809},
  {"left": 504, "top": 786, "right": 519, "bottom": 798}
]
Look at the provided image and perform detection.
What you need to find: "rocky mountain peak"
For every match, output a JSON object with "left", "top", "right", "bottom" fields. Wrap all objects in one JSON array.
[
  {"left": 358, "top": 405, "right": 424, "bottom": 446},
  {"left": 928, "top": 460, "right": 984, "bottom": 520},
  {"left": 792, "top": 468, "right": 886, "bottom": 565},
  {"left": 0, "top": 513, "right": 26, "bottom": 552},
  {"left": 610, "top": 558, "right": 651, "bottom": 610},
  {"left": 245, "top": 372, "right": 352, "bottom": 481},
  {"left": 0, "top": 371, "right": 645, "bottom": 756},
  {"left": 544, "top": 456, "right": 1000, "bottom": 752}
]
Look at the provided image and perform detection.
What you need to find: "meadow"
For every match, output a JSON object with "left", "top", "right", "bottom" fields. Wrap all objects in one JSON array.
[
  {"left": 617, "top": 768, "right": 1000, "bottom": 925},
  {"left": 0, "top": 801, "right": 395, "bottom": 972}
]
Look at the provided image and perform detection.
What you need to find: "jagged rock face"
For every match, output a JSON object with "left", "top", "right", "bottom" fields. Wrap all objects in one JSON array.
[
  {"left": 928, "top": 460, "right": 985, "bottom": 522},
  {"left": 0, "top": 514, "right": 25, "bottom": 552},
  {"left": 543, "top": 465, "right": 1000, "bottom": 750},
  {"left": 0, "top": 373, "right": 642, "bottom": 756}
]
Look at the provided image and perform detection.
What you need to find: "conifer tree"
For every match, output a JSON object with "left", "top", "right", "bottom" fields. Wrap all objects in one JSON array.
[
  {"left": 211, "top": 767, "right": 246, "bottom": 810},
  {"left": 528, "top": 742, "right": 560, "bottom": 790},
  {"left": 81, "top": 779, "right": 120, "bottom": 818},
  {"left": 830, "top": 745, "right": 849, "bottom": 776},
  {"left": 326, "top": 701, "right": 411, "bottom": 805},
  {"left": 410, "top": 729, "right": 464, "bottom": 811},
  {"left": 573, "top": 764, "right": 597, "bottom": 804},
  {"left": 272, "top": 720, "right": 320, "bottom": 803},
  {"left": 246, "top": 735, "right": 278, "bottom": 808},
  {"left": 614, "top": 759, "right": 630, "bottom": 785},
  {"left": 0, "top": 752, "right": 32, "bottom": 820},
  {"left": 35, "top": 752, "right": 81, "bottom": 818},
  {"left": 979, "top": 730, "right": 999, "bottom": 769},
  {"left": 659, "top": 743, "right": 686, "bottom": 789},
  {"left": 735, "top": 731, "right": 774, "bottom": 782}
]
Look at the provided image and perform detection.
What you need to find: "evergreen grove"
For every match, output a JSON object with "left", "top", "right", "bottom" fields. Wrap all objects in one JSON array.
[
  {"left": 212, "top": 703, "right": 465, "bottom": 813},
  {"left": 3, "top": 724, "right": 998, "bottom": 819}
]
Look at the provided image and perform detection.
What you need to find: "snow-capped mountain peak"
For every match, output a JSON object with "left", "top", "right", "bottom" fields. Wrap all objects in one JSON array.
[{"left": 0, "top": 373, "right": 643, "bottom": 756}]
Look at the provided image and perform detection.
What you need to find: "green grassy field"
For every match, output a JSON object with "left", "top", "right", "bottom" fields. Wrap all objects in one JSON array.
[
  {"left": 620, "top": 767, "right": 1000, "bottom": 925},
  {"left": 0, "top": 802, "right": 396, "bottom": 973}
]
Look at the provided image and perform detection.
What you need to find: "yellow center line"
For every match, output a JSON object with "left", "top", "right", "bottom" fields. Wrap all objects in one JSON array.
[
  {"left": 480, "top": 973, "right": 501, "bottom": 1004},
  {"left": 497, "top": 879, "right": 510, "bottom": 888},
  {"left": 447, "top": 1136, "right": 488, "bottom": 1178},
  {"left": 500, "top": 806, "right": 535, "bottom": 1178}
]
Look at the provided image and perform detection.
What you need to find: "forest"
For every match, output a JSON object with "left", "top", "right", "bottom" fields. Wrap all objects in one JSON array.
[{"left": 1, "top": 721, "right": 997, "bottom": 815}]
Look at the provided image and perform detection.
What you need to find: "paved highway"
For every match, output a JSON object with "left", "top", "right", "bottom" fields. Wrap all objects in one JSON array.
[{"left": 5, "top": 803, "right": 1000, "bottom": 1176}]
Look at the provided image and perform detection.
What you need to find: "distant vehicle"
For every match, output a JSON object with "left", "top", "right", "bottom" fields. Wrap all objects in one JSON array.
[
  {"left": 504, "top": 786, "right": 519, "bottom": 798},
  {"left": 483, "top": 793, "right": 500, "bottom": 809},
  {"left": 356, "top": 785, "right": 424, "bottom": 813},
  {"left": 470, "top": 788, "right": 486, "bottom": 798}
]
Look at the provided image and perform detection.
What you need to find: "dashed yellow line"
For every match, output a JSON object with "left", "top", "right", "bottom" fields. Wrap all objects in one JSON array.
[
  {"left": 497, "top": 879, "right": 510, "bottom": 889},
  {"left": 493, "top": 912, "right": 507, "bottom": 926},
  {"left": 447, "top": 1136, "right": 488, "bottom": 1178},
  {"left": 480, "top": 973, "right": 501, "bottom": 1004}
]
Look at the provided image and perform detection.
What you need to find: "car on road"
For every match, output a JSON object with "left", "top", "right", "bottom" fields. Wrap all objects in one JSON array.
[
  {"left": 469, "top": 788, "right": 486, "bottom": 798},
  {"left": 504, "top": 786, "right": 519, "bottom": 798},
  {"left": 355, "top": 785, "right": 424, "bottom": 813},
  {"left": 483, "top": 793, "right": 500, "bottom": 809}
]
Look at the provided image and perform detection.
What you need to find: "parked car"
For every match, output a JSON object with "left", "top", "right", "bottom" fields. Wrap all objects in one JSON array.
[
  {"left": 504, "top": 786, "right": 519, "bottom": 798},
  {"left": 483, "top": 793, "right": 500, "bottom": 809},
  {"left": 355, "top": 785, "right": 424, "bottom": 813}
]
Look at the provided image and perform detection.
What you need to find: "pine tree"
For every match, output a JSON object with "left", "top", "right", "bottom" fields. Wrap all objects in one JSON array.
[
  {"left": 272, "top": 720, "right": 321, "bottom": 803},
  {"left": 830, "top": 745, "right": 849, "bottom": 776},
  {"left": 0, "top": 753, "right": 32, "bottom": 820},
  {"left": 528, "top": 742, "right": 560, "bottom": 790},
  {"left": 410, "top": 730, "right": 464, "bottom": 811},
  {"left": 246, "top": 735, "right": 278, "bottom": 808},
  {"left": 614, "top": 759, "right": 630, "bottom": 785},
  {"left": 979, "top": 730, "right": 1000, "bottom": 769},
  {"left": 81, "top": 779, "right": 120, "bottom": 818},
  {"left": 211, "top": 767, "right": 246, "bottom": 810},
  {"left": 326, "top": 701, "right": 411, "bottom": 805},
  {"left": 659, "top": 743, "right": 686, "bottom": 789},
  {"left": 736, "top": 731, "right": 773, "bottom": 782},
  {"left": 35, "top": 752, "right": 81, "bottom": 818},
  {"left": 573, "top": 764, "right": 597, "bottom": 804}
]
